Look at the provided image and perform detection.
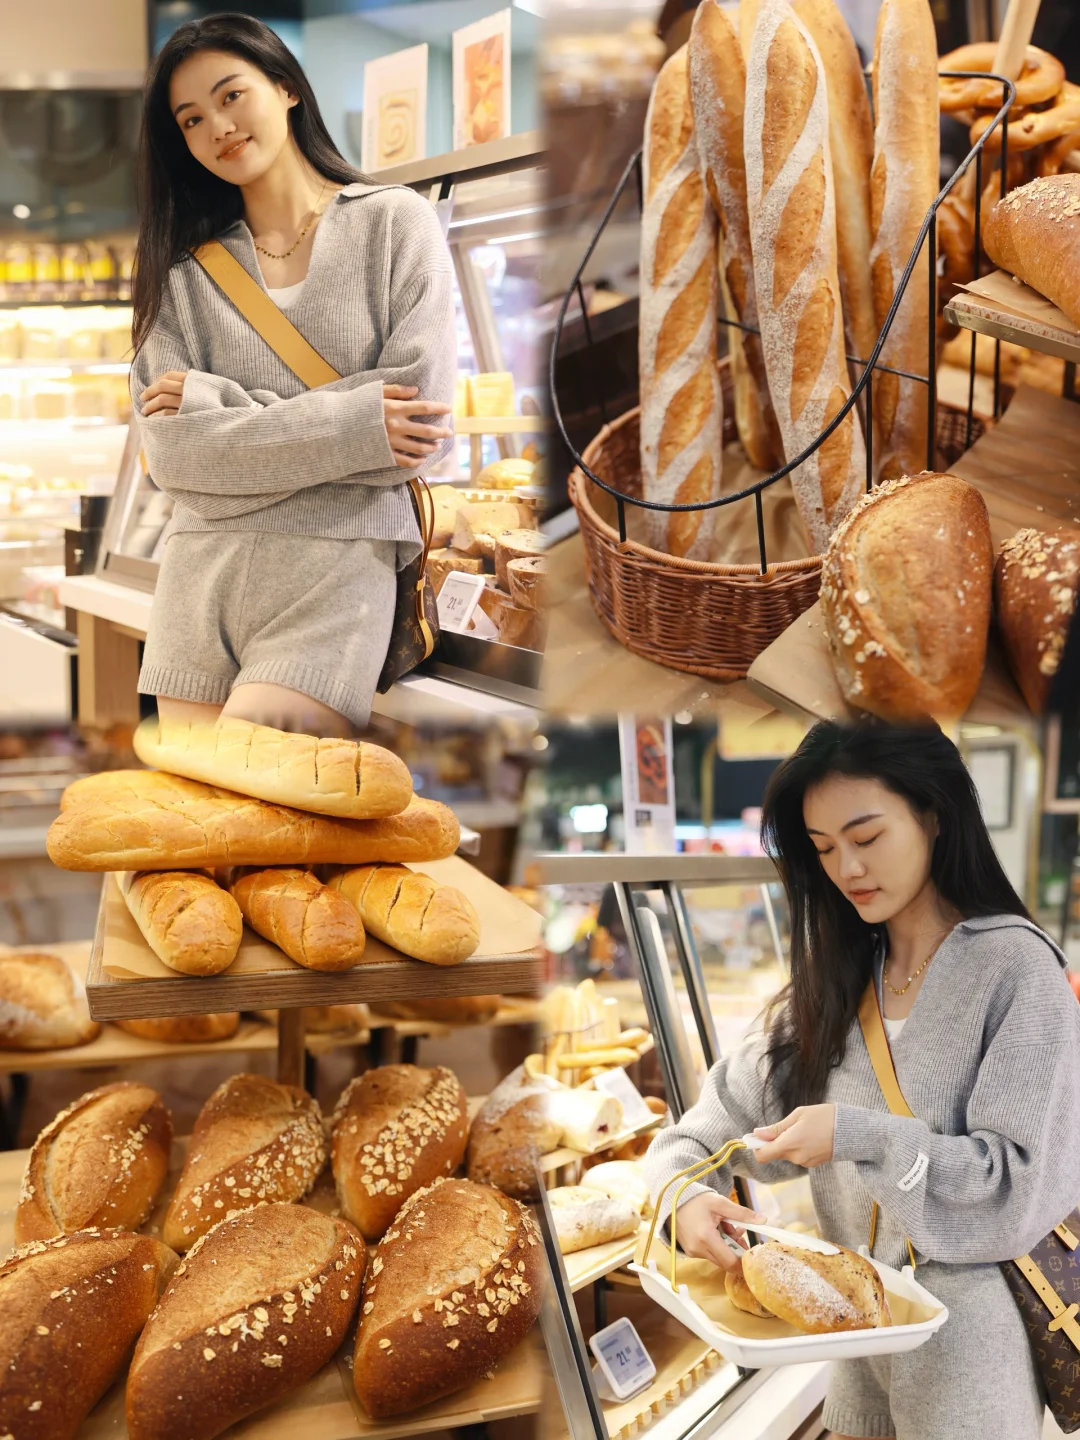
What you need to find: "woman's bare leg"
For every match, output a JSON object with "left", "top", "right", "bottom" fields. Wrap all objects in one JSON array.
[
  {"left": 156, "top": 697, "right": 223, "bottom": 724},
  {"left": 222, "top": 682, "right": 354, "bottom": 737}
]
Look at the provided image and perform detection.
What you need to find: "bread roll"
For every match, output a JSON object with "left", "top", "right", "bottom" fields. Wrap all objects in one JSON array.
[
  {"left": 113, "top": 1013, "right": 240, "bottom": 1043},
  {"left": 228, "top": 867, "right": 366, "bottom": 971},
  {"left": 0, "top": 1229, "right": 176, "bottom": 1440},
  {"left": 321, "top": 863, "right": 480, "bottom": 966},
  {"left": 372, "top": 995, "right": 502, "bottom": 1025},
  {"left": 0, "top": 950, "right": 99, "bottom": 1050},
  {"left": 352, "top": 1177, "right": 543, "bottom": 1419},
  {"left": 117, "top": 870, "right": 243, "bottom": 976},
  {"left": 984, "top": 175, "right": 1080, "bottom": 329},
  {"left": 132, "top": 716, "right": 413, "bottom": 819},
  {"left": 467, "top": 1066, "right": 562, "bottom": 1201},
  {"left": 477, "top": 458, "right": 535, "bottom": 489},
  {"left": 726, "top": 1261, "right": 775, "bottom": 1317},
  {"left": 494, "top": 528, "right": 547, "bottom": 589},
  {"left": 426, "top": 548, "right": 485, "bottom": 597},
  {"left": 162, "top": 1074, "right": 326, "bottom": 1253},
  {"left": 16, "top": 1082, "right": 172, "bottom": 1244},
  {"left": 741, "top": 1239, "right": 890, "bottom": 1332},
  {"left": 869, "top": 0, "right": 939, "bottom": 480},
  {"left": 545, "top": 1087, "right": 624, "bottom": 1152},
  {"left": 127, "top": 1204, "right": 364, "bottom": 1440},
  {"left": 549, "top": 1185, "right": 640, "bottom": 1254},
  {"left": 49, "top": 772, "right": 459, "bottom": 872},
  {"left": 994, "top": 527, "right": 1080, "bottom": 714},
  {"left": 507, "top": 556, "right": 546, "bottom": 612},
  {"left": 639, "top": 46, "right": 724, "bottom": 560},
  {"left": 579, "top": 1160, "right": 653, "bottom": 1217},
  {"left": 331, "top": 1064, "right": 469, "bottom": 1240},
  {"left": 820, "top": 472, "right": 993, "bottom": 720}
]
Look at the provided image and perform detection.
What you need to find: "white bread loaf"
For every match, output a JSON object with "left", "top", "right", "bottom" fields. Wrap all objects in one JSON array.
[
  {"left": 0, "top": 950, "right": 100, "bottom": 1050},
  {"left": 117, "top": 869, "right": 243, "bottom": 976},
  {"left": 639, "top": 45, "right": 724, "bottom": 559},
  {"left": 579, "top": 1160, "right": 653, "bottom": 1217},
  {"left": 227, "top": 866, "right": 367, "bottom": 971},
  {"left": 743, "top": 0, "right": 866, "bottom": 553},
  {"left": 321, "top": 862, "right": 480, "bottom": 966},
  {"left": 549, "top": 1185, "right": 641, "bottom": 1254},
  {"left": 544, "top": 1087, "right": 624, "bottom": 1152}
]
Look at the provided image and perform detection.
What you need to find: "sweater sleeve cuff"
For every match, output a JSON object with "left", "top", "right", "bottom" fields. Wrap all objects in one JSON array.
[
  {"left": 349, "top": 379, "right": 397, "bottom": 471},
  {"left": 832, "top": 1105, "right": 893, "bottom": 1166}
]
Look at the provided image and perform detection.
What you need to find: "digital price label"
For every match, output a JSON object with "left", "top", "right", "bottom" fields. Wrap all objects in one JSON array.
[
  {"left": 589, "top": 1316, "right": 656, "bottom": 1401},
  {"left": 435, "top": 570, "right": 489, "bottom": 634}
]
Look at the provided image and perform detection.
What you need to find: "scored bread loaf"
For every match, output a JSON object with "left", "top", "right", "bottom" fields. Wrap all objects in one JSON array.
[
  {"left": 639, "top": 44, "right": 724, "bottom": 559},
  {"left": 0, "top": 1229, "right": 176, "bottom": 1440},
  {"left": 820, "top": 472, "right": 994, "bottom": 720},
  {"left": 127, "top": 1204, "right": 364, "bottom": 1440},
  {"left": 994, "top": 526, "right": 1080, "bottom": 714},
  {"left": 549, "top": 1185, "right": 640, "bottom": 1254},
  {"left": 16, "top": 1082, "right": 172, "bottom": 1244},
  {"left": 321, "top": 863, "right": 480, "bottom": 965},
  {"left": 132, "top": 716, "right": 413, "bottom": 819},
  {"left": 869, "top": 0, "right": 939, "bottom": 480},
  {"left": 48, "top": 772, "right": 459, "bottom": 871},
  {"left": 741, "top": 1239, "right": 890, "bottom": 1332},
  {"left": 227, "top": 867, "right": 366, "bottom": 971},
  {"left": 726, "top": 1262, "right": 776, "bottom": 1317},
  {"left": 0, "top": 950, "right": 100, "bottom": 1050},
  {"left": 984, "top": 175, "right": 1080, "bottom": 329},
  {"left": 352, "top": 1176, "right": 543, "bottom": 1419},
  {"left": 467, "top": 1066, "right": 562, "bottom": 1201},
  {"left": 162, "top": 1074, "right": 326, "bottom": 1253},
  {"left": 113, "top": 1013, "right": 240, "bottom": 1043},
  {"left": 744, "top": 0, "right": 865, "bottom": 554},
  {"left": 117, "top": 869, "right": 243, "bottom": 976},
  {"left": 331, "top": 1064, "right": 469, "bottom": 1240}
]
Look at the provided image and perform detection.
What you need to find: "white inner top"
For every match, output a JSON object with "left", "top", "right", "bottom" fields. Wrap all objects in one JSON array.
[
  {"left": 265, "top": 278, "right": 306, "bottom": 308},
  {"left": 883, "top": 1015, "right": 907, "bottom": 1042}
]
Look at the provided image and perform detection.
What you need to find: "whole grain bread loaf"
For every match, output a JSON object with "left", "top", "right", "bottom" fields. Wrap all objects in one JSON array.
[
  {"left": 984, "top": 175, "right": 1080, "bottom": 330},
  {"left": 0, "top": 950, "right": 100, "bottom": 1050},
  {"left": 741, "top": 1239, "right": 889, "bottom": 1332},
  {"left": 466, "top": 1066, "right": 562, "bottom": 1202},
  {"left": 994, "top": 526, "right": 1080, "bottom": 714}
]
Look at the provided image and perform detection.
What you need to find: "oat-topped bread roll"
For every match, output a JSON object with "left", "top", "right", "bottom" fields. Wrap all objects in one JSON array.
[
  {"left": 15, "top": 1082, "right": 172, "bottom": 1244},
  {"left": 331, "top": 1064, "right": 468, "bottom": 1241},
  {"left": 48, "top": 771, "right": 459, "bottom": 871},
  {"left": 117, "top": 869, "right": 243, "bottom": 976},
  {"left": 227, "top": 867, "right": 367, "bottom": 971},
  {"left": 321, "top": 863, "right": 480, "bottom": 966},
  {"left": 984, "top": 175, "right": 1080, "bottom": 329},
  {"left": 162, "top": 1074, "right": 326, "bottom": 1253},
  {"left": 133, "top": 714, "right": 413, "bottom": 818},
  {"left": 869, "top": 0, "right": 939, "bottom": 480},
  {"left": 741, "top": 1239, "right": 890, "bottom": 1332},
  {"left": 744, "top": 0, "right": 865, "bottom": 552},
  {"left": 353, "top": 1177, "right": 543, "bottom": 1419},
  {"left": 0, "top": 1229, "right": 176, "bottom": 1440},
  {"left": 467, "top": 1065, "right": 562, "bottom": 1202},
  {"left": 639, "top": 45, "right": 724, "bottom": 559},
  {"left": 820, "top": 472, "right": 994, "bottom": 720},
  {"left": 0, "top": 950, "right": 100, "bottom": 1050},
  {"left": 127, "top": 1204, "right": 364, "bottom": 1440},
  {"left": 114, "top": 1013, "right": 240, "bottom": 1043},
  {"left": 995, "top": 527, "right": 1080, "bottom": 714}
]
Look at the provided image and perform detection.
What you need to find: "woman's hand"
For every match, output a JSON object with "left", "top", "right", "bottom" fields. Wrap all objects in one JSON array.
[
  {"left": 674, "top": 1191, "right": 767, "bottom": 1274},
  {"left": 753, "top": 1104, "right": 836, "bottom": 1167},
  {"left": 383, "top": 384, "right": 453, "bottom": 469},
  {"left": 141, "top": 371, "right": 188, "bottom": 417}
]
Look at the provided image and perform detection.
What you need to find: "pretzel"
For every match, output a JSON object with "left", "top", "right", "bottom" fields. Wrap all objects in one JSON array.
[
  {"left": 1036, "top": 126, "right": 1080, "bottom": 177},
  {"left": 939, "top": 43, "right": 1064, "bottom": 113},
  {"left": 972, "top": 82, "right": 1080, "bottom": 155}
]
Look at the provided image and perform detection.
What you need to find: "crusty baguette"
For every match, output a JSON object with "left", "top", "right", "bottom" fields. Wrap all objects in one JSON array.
[
  {"left": 549, "top": 1184, "right": 640, "bottom": 1254},
  {"left": 331, "top": 1064, "right": 469, "bottom": 1241},
  {"left": 820, "top": 472, "right": 993, "bottom": 720},
  {"left": 639, "top": 45, "right": 724, "bottom": 559},
  {"left": 132, "top": 716, "right": 413, "bottom": 819},
  {"left": 984, "top": 175, "right": 1080, "bottom": 329},
  {"left": 869, "top": 0, "right": 939, "bottom": 480},
  {"left": 0, "top": 950, "right": 100, "bottom": 1050},
  {"left": 0, "top": 1229, "right": 176, "bottom": 1440},
  {"left": 127, "top": 1204, "right": 364, "bottom": 1440},
  {"left": 117, "top": 869, "right": 243, "bottom": 976},
  {"left": 741, "top": 1239, "right": 889, "bottom": 1332},
  {"left": 467, "top": 1066, "right": 562, "bottom": 1202},
  {"left": 994, "top": 526, "right": 1080, "bottom": 714},
  {"left": 113, "top": 1013, "right": 240, "bottom": 1043},
  {"left": 15, "top": 1082, "right": 172, "bottom": 1244},
  {"left": 744, "top": 0, "right": 865, "bottom": 552},
  {"left": 48, "top": 771, "right": 459, "bottom": 871},
  {"left": 162, "top": 1074, "right": 326, "bottom": 1253},
  {"left": 321, "top": 863, "right": 480, "bottom": 966},
  {"left": 352, "top": 1177, "right": 543, "bottom": 1419},
  {"left": 227, "top": 867, "right": 366, "bottom": 971}
]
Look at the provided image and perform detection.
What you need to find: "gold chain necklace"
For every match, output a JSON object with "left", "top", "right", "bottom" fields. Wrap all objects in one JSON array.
[
  {"left": 253, "top": 182, "right": 327, "bottom": 261},
  {"left": 883, "top": 933, "right": 947, "bottom": 997}
]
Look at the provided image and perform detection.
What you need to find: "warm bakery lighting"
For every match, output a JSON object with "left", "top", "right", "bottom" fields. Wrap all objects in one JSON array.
[
  {"left": 11, "top": 204, "right": 30, "bottom": 219},
  {"left": 570, "top": 803, "right": 608, "bottom": 834}
]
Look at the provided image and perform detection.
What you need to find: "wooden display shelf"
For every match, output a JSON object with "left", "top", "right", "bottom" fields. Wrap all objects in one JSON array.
[
  {"left": 564, "top": 1225, "right": 643, "bottom": 1293},
  {"left": 945, "top": 271, "right": 1080, "bottom": 365}
]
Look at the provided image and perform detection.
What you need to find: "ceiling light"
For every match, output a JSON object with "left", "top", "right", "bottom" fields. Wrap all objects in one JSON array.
[{"left": 12, "top": 204, "right": 30, "bottom": 219}]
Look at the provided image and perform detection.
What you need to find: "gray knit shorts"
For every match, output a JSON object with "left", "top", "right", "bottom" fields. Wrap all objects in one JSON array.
[{"left": 139, "top": 531, "right": 398, "bottom": 727}]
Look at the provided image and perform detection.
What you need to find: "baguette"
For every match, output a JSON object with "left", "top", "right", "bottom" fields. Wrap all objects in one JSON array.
[
  {"left": 321, "top": 863, "right": 480, "bottom": 966},
  {"left": 744, "top": 0, "right": 865, "bottom": 553},
  {"left": 117, "top": 869, "right": 243, "bottom": 976},
  {"left": 113, "top": 1013, "right": 240, "bottom": 1043},
  {"left": 639, "top": 45, "right": 724, "bottom": 559},
  {"left": 984, "top": 175, "right": 1080, "bottom": 329},
  {"left": 741, "top": 1239, "right": 889, "bottom": 1332},
  {"left": 994, "top": 526, "right": 1080, "bottom": 714},
  {"left": 162, "top": 1074, "right": 326, "bottom": 1253},
  {"left": 352, "top": 1177, "right": 543, "bottom": 1419},
  {"left": 127, "top": 1204, "right": 364, "bottom": 1440},
  {"left": 0, "top": 950, "right": 100, "bottom": 1050},
  {"left": 549, "top": 1184, "right": 640, "bottom": 1254},
  {"left": 16, "top": 1082, "right": 172, "bottom": 1244},
  {"left": 48, "top": 771, "right": 459, "bottom": 871},
  {"left": 467, "top": 1066, "right": 562, "bottom": 1201},
  {"left": 228, "top": 867, "right": 367, "bottom": 971},
  {"left": 869, "top": 0, "right": 939, "bottom": 480},
  {"left": 330, "top": 1064, "right": 469, "bottom": 1240},
  {"left": 0, "top": 1229, "right": 176, "bottom": 1440},
  {"left": 132, "top": 715, "right": 413, "bottom": 819}
]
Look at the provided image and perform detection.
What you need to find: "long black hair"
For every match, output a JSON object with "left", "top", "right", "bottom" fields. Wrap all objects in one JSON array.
[
  {"left": 133, "top": 13, "right": 370, "bottom": 353},
  {"left": 759, "top": 721, "right": 1029, "bottom": 1111}
]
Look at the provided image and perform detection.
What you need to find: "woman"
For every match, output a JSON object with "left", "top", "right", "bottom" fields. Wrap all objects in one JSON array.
[
  {"left": 645, "top": 722, "right": 1080, "bottom": 1440},
  {"left": 131, "top": 14, "right": 455, "bottom": 736}
]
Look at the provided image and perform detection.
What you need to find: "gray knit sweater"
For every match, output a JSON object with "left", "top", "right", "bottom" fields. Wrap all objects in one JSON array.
[
  {"left": 129, "top": 183, "right": 456, "bottom": 542},
  {"left": 645, "top": 915, "right": 1080, "bottom": 1272}
]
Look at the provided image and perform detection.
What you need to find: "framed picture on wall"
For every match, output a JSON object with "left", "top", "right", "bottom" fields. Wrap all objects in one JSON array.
[
  {"left": 1044, "top": 713, "right": 1080, "bottom": 814},
  {"left": 361, "top": 44, "right": 428, "bottom": 172},
  {"left": 452, "top": 9, "right": 511, "bottom": 150}
]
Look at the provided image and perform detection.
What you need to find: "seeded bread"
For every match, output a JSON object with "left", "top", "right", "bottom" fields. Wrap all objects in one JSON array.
[
  {"left": 0, "top": 1228, "right": 176, "bottom": 1440},
  {"left": 0, "top": 950, "right": 100, "bottom": 1050},
  {"left": 127, "top": 1204, "right": 365, "bottom": 1440},
  {"left": 741, "top": 1239, "right": 890, "bottom": 1332},
  {"left": 353, "top": 1177, "right": 543, "bottom": 1419},
  {"left": 331, "top": 1065, "right": 469, "bottom": 1241},
  {"left": 162, "top": 1074, "right": 327, "bottom": 1253},
  {"left": 321, "top": 863, "right": 480, "bottom": 966},
  {"left": 113, "top": 1013, "right": 240, "bottom": 1043},
  {"left": 984, "top": 175, "right": 1080, "bottom": 331},
  {"left": 15, "top": 1082, "right": 172, "bottom": 1244},
  {"left": 467, "top": 1065, "right": 562, "bottom": 1202},
  {"left": 994, "top": 527, "right": 1080, "bottom": 714}
]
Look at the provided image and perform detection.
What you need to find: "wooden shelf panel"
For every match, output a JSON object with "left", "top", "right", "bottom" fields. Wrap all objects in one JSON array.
[
  {"left": 564, "top": 1227, "right": 642, "bottom": 1293},
  {"left": 945, "top": 293, "right": 1080, "bottom": 364}
]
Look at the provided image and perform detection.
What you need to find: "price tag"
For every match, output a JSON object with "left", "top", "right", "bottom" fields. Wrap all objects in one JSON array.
[
  {"left": 436, "top": 571, "right": 489, "bottom": 633},
  {"left": 591, "top": 1067, "right": 656, "bottom": 1131},
  {"left": 589, "top": 1316, "right": 656, "bottom": 1401}
]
